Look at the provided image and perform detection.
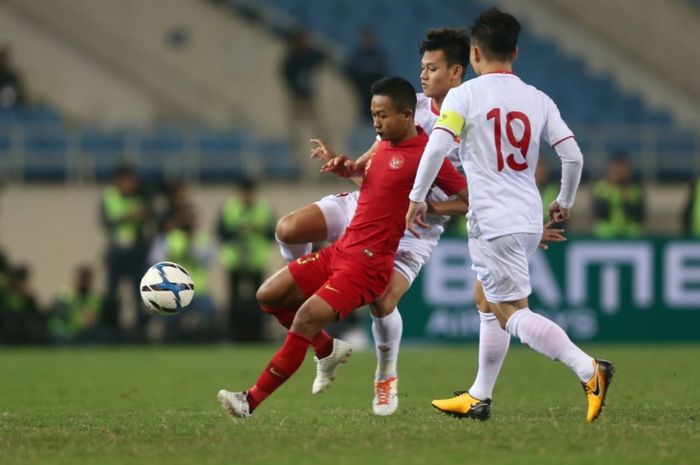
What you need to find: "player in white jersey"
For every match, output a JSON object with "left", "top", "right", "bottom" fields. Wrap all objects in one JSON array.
[{"left": 407, "top": 8, "right": 614, "bottom": 422}]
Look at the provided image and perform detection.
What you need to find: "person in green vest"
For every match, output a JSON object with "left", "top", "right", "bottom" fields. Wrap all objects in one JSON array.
[
  {"left": 682, "top": 176, "right": 700, "bottom": 237},
  {"left": 100, "top": 165, "right": 151, "bottom": 337},
  {"left": 150, "top": 205, "right": 219, "bottom": 342},
  {"left": 48, "top": 265, "right": 106, "bottom": 344},
  {"left": 217, "top": 178, "right": 276, "bottom": 342},
  {"left": 0, "top": 265, "right": 45, "bottom": 344},
  {"left": 592, "top": 153, "right": 646, "bottom": 238}
]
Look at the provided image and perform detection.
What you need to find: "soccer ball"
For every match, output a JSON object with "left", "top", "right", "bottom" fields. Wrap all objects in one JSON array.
[{"left": 140, "top": 262, "right": 194, "bottom": 315}]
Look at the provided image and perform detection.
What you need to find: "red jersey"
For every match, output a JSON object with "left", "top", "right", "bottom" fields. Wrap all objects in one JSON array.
[{"left": 336, "top": 126, "right": 466, "bottom": 268}]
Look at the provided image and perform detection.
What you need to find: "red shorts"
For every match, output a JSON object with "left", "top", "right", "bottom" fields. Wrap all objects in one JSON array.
[{"left": 288, "top": 243, "right": 392, "bottom": 319}]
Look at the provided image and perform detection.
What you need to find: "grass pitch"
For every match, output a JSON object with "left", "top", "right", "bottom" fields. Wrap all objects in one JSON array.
[{"left": 1, "top": 344, "right": 698, "bottom": 465}]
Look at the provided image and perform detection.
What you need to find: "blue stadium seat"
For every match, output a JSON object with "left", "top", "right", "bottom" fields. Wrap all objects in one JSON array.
[
  {"left": 81, "top": 128, "right": 129, "bottom": 181},
  {"left": 196, "top": 128, "right": 249, "bottom": 182},
  {"left": 138, "top": 128, "right": 186, "bottom": 180},
  {"left": 258, "top": 138, "right": 300, "bottom": 180},
  {"left": 22, "top": 131, "right": 69, "bottom": 181}
]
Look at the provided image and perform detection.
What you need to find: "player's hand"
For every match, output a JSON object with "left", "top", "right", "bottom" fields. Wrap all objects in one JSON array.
[
  {"left": 321, "top": 155, "right": 361, "bottom": 178},
  {"left": 406, "top": 201, "right": 428, "bottom": 238},
  {"left": 309, "top": 139, "right": 338, "bottom": 163},
  {"left": 547, "top": 200, "right": 570, "bottom": 223},
  {"left": 538, "top": 220, "right": 566, "bottom": 250}
]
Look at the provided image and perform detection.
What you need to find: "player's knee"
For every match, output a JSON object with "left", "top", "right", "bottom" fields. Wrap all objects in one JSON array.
[
  {"left": 275, "top": 214, "right": 298, "bottom": 244},
  {"left": 371, "top": 292, "right": 400, "bottom": 317},
  {"left": 256, "top": 278, "right": 281, "bottom": 307}
]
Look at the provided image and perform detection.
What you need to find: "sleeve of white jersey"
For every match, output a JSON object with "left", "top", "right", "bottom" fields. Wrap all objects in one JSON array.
[
  {"left": 542, "top": 95, "right": 574, "bottom": 147},
  {"left": 553, "top": 137, "right": 583, "bottom": 209},
  {"left": 409, "top": 88, "right": 467, "bottom": 202},
  {"left": 542, "top": 94, "right": 582, "bottom": 209}
]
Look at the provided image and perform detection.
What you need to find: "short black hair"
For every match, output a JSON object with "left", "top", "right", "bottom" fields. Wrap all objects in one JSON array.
[
  {"left": 419, "top": 28, "right": 470, "bottom": 74},
  {"left": 370, "top": 76, "right": 417, "bottom": 113},
  {"left": 470, "top": 8, "right": 521, "bottom": 61}
]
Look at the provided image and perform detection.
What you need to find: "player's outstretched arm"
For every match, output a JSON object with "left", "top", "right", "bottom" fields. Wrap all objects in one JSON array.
[
  {"left": 311, "top": 139, "right": 377, "bottom": 186},
  {"left": 321, "top": 155, "right": 364, "bottom": 178},
  {"left": 405, "top": 201, "right": 428, "bottom": 238},
  {"left": 427, "top": 187, "right": 469, "bottom": 215}
]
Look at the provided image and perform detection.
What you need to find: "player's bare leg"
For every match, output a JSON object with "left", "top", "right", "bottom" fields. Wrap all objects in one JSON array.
[
  {"left": 275, "top": 204, "right": 328, "bottom": 261},
  {"left": 368, "top": 271, "right": 409, "bottom": 415},
  {"left": 255, "top": 265, "right": 338, "bottom": 375},
  {"left": 490, "top": 299, "right": 614, "bottom": 421},
  {"left": 431, "top": 281, "right": 502, "bottom": 420},
  {"left": 219, "top": 295, "right": 339, "bottom": 418}
]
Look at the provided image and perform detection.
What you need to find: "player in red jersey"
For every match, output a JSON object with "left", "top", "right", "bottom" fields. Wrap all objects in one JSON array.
[{"left": 217, "top": 76, "right": 467, "bottom": 418}]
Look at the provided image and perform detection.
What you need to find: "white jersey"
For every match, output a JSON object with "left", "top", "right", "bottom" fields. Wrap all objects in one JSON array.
[
  {"left": 413, "top": 93, "right": 463, "bottom": 239},
  {"left": 429, "top": 72, "right": 573, "bottom": 239}
]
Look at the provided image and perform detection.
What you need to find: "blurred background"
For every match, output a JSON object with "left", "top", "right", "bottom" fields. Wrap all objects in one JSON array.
[{"left": 0, "top": 0, "right": 698, "bottom": 346}]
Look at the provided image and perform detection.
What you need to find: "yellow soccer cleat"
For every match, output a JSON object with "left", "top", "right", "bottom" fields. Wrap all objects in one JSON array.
[
  {"left": 431, "top": 391, "right": 492, "bottom": 420},
  {"left": 582, "top": 359, "right": 615, "bottom": 422}
]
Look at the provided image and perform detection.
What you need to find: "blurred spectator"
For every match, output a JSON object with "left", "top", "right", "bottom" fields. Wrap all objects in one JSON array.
[
  {"left": 217, "top": 178, "right": 275, "bottom": 342},
  {"left": 536, "top": 157, "right": 560, "bottom": 222},
  {"left": 344, "top": 28, "right": 387, "bottom": 122},
  {"left": 155, "top": 180, "right": 193, "bottom": 234},
  {"left": 100, "top": 165, "right": 151, "bottom": 335},
  {"left": 280, "top": 28, "right": 327, "bottom": 171},
  {"left": 592, "top": 153, "right": 645, "bottom": 238},
  {"left": 0, "top": 45, "right": 27, "bottom": 109},
  {"left": 0, "top": 265, "right": 45, "bottom": 344},
  {"left": 150, "top": 205, "right": 219, "bottom": 342},
  {"left": 682, "top": 176, "right": 700, "bottom": 237},
  {"left": 48, "top": 266, "right": 107, "bottom": 344}
]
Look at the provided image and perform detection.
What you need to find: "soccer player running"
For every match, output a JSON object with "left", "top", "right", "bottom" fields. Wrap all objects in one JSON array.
[
  {"left": 406, "top": 8, "right": 614, "bottom": 422},
  {"left": 217, "top": 76, "right": 467, "bottom": 418}
]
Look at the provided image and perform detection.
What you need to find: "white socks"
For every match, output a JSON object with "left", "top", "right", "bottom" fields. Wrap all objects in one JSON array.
[
  {"left": 468, "top": 311, "right": 510, "bottom": 400},
  {"left": 371, "top": 309, "right": 403, "bottom": 380},
  {"left": 505, "top": 308, "right": 594, "bottom": 382},
  {"left": 276, "top": 235, "right": 312, "bottom": 262}
]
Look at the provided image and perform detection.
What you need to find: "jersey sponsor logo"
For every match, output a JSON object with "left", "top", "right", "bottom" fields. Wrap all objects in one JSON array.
[
  {"left": 335, "top": 192, "right": 351, "bottom": 197},
  {"left": 389, "top": 154, "right": 405, "bottom": 170}
]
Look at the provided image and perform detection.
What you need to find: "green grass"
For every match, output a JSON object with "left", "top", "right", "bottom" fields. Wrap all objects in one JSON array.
[{"left": 1, "top": 344, "right": 698, "bottom": 465}]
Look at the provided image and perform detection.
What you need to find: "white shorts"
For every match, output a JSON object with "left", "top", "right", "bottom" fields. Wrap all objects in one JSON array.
[
  {"left": 468, "top": 233, "right": 540, "bottom": 302},
  {"left": 315, "top": 190, "right": 441, "bottom": 284},
  {"left": 314, "top": 191, "right": 360, "bottom": 242},
  {"left": 393, "top": 232, "right": 439, "bottom": 284}
]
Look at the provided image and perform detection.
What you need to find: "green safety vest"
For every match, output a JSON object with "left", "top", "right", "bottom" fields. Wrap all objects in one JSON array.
[
  {"left": 165, "top": 229, "right": 210, "bottom": 294},
  {"left": 219, "top": 199, "right": 274, "bottom": 272},
  {"left": 102, "top": 187, "right": 145, "bottom": 247},
  {"left": 48, "top": 290, "right": 102, "bottom": 338},
  {"left": 691, "top": 180, "right": 700, "bottom": 237},
  {"left": 593, "top": 181, "right": 644, "bottom": 238}
]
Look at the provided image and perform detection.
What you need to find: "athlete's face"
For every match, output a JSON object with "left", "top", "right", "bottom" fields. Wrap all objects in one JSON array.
[
  {"left": 371, "top": 94, "right": 412, "bottom": 143},
  {"left": 420, "top": 50, "right": 462, "bottom": 99}
]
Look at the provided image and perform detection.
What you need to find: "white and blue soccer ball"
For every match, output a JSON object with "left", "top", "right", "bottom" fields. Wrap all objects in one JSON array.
[{"left": 140, "top": 262, "right": 194, "bottom": 315}]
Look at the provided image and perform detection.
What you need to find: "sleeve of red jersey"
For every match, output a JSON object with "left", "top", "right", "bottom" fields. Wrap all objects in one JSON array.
[{"left": 434, "top": 158, "right": 467, "bottom": 196}]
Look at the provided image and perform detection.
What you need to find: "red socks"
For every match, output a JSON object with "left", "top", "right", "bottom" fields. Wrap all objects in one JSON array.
[
  {"left": 247, "top": 331, "right": 311, "bottom": 411},
  {"left": 261, "top": 305, "right": 334, "bottom": 359}
]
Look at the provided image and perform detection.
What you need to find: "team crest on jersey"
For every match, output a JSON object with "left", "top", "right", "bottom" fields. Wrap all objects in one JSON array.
[{"left": 389, "top": 154, "right": 405, "bottom": 170}]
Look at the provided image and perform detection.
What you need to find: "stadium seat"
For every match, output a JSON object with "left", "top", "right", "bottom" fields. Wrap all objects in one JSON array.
[
  {"left": 22, "top": 130, "right": 70, "bottom": 181},
  {"left": 80, "top": 128, "right": 129, "bottom": 181},
  {"left": 196, "top": 128, "right": 249, "bottom": 182}
]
